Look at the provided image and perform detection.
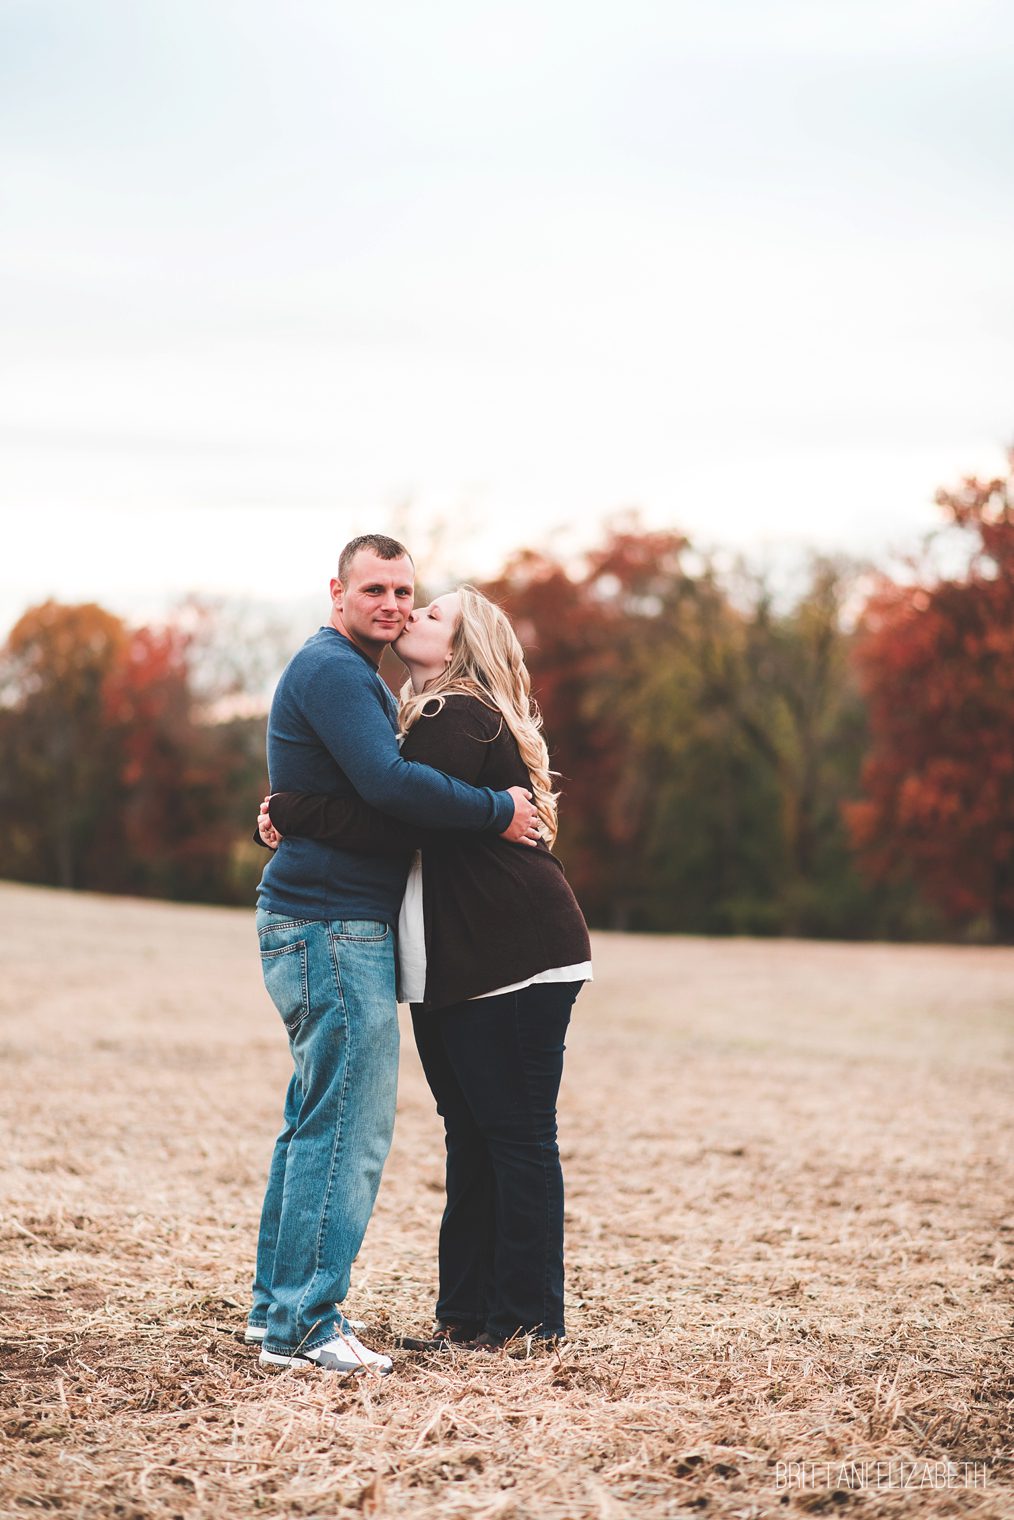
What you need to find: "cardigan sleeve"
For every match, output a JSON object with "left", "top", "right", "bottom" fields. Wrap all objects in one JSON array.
[{"left": 267, "top": 792, "right": 428, "bottom": 855}]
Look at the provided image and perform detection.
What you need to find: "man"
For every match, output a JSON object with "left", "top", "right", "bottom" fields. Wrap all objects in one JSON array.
[{"left": 248, "top": 534, "right": 539, "bottom": 1375}]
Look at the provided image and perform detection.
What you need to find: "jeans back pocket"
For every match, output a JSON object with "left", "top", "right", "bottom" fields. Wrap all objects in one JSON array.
[{"left": 260, "top": 940, "right": 310, "bottom": 1033}]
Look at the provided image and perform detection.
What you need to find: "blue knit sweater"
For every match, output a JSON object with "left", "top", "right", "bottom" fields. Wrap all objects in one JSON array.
[{"left": 257, "top": 627, "right": 514, "bottom": 922}]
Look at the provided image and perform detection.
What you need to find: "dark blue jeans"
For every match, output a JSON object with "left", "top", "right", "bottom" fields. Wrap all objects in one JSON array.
[{"left": 411, "top": 980, "right": 580, "bottom": 1341}]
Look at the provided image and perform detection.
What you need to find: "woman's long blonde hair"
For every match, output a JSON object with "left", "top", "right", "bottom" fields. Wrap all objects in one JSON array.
[{"left": 399, "top": 585, "right": 559, "bottom": 845}]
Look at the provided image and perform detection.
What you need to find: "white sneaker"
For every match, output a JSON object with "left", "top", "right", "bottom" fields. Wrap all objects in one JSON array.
[
  {"left": 259, "top": 1329, "right": 393, "bottom": 1376},
  {"left": 245, "top": 1317, "right": 365, "bottom": 1345}
]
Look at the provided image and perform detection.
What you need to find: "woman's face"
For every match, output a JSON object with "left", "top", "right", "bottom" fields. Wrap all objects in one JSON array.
[{"left": 394, "top": 591, "right": 460, "bottom": 671}]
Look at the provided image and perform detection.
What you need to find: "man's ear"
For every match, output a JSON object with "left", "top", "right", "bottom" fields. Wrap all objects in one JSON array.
[{"left": 330, "top": 576, "right": 344, "bottom": 609}]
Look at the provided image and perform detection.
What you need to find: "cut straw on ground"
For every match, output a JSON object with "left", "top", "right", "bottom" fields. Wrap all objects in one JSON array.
[{"left": 1, "top": 881, "right": 1011, "bottom": 1518}]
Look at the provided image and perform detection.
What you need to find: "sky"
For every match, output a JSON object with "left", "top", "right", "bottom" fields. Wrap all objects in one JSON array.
[{"left": 3, "top": 0, "right": 1013, "bottom": 635}]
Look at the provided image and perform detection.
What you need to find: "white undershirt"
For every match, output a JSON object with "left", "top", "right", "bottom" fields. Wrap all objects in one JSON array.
[{"left": 397, "top": 851, "right": 593, "bottom": 1005}]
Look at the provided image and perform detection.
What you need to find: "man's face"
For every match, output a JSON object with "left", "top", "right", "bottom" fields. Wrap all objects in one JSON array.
[{"left": 330, "top": 550, "right": 415, "bottom": 655}]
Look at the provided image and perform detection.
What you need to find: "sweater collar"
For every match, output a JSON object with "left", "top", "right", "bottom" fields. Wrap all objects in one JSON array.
[{"left": 320, "top": 625, "right": 383, "bottom": 671}]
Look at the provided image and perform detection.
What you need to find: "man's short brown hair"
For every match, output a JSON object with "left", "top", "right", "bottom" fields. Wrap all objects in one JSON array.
[{"left": 337, "top": 534, "right": 413, "bottom": 585}]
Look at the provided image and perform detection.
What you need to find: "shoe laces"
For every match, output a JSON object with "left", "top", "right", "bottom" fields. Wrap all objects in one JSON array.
[{"left": 334, "top": 1328, "right": 382, "bottom": 1365}]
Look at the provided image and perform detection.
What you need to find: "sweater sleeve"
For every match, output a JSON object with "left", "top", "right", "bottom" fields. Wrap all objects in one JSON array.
[
  {"left": 301, "top": 661, "right": 514, "bottom": 832},
  {"left": 267, "top": 791, "right": 428, "bottom": 855}
]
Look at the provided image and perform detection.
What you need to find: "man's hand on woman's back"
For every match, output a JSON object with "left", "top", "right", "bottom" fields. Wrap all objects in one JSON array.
[{"left": 500, "top": 786, "right": 542, "bottom": 847}]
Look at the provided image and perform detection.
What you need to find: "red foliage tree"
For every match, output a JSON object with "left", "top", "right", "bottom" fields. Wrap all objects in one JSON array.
[
  {"left": 846, "top": 452, "right": 1014, "bottom": 939},
  {"left": 481, "top": 526, "right": 702, "bottom": 926},
  {"left": 101, "top": 624, "right": 241, "bottom": 897}
]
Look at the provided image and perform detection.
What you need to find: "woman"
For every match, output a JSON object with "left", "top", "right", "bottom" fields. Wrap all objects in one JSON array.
[{"left": 258, "top": 585, "right": 591, "bottom": 1350}]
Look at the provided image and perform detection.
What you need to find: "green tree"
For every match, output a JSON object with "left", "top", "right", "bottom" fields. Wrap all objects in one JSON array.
[{"left": 483, "top": 527, "right": 909, "bottom": 937}]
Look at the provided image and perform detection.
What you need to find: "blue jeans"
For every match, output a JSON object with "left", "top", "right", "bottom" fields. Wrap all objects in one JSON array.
[
  {"left": 411, "top": 980, "right": 580, "bottom": 1341},
  {"left": 251, "top": 910, "right": 400, "bottom": 1357}
]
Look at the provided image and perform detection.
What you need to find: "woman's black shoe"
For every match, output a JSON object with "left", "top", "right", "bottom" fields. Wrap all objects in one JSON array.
[
  {"left": 469, "top": 1331, "right": 568, "bottom": 1357},
  {"left": 469, "top": 1331, "right": 505, "bottom": 1352},
  {"left": 395, "top": 1321, "right": 480, "bottom": 1352}
]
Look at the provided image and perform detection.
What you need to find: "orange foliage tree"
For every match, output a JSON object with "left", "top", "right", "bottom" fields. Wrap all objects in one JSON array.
[
  {"left": 0, "top": 601, "right": 263, "bottom": 901},
  {"left": 0, "top": 601, "right": 128, "bottom": 887},
  {"left": 846, "top": 452, "right": 1014, "bottom": 939}
]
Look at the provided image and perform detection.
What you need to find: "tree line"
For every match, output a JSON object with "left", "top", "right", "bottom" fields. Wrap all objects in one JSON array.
[{"left": 2, "top": 454, "right": 1011, "bottom": 940}]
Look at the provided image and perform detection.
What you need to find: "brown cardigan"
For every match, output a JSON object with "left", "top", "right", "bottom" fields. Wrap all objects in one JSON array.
[{"left": 266, "top": 693, "right": 590, "bottom": 1011}]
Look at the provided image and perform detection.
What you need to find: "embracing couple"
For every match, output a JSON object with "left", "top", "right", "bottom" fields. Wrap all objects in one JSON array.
[{"left": 246, "top": 534, "right": 591, "bottom": 1375}]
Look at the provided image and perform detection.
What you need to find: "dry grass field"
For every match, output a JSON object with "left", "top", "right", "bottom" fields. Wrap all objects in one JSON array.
[{"left": 1, "top": 881, "right": 1011, "bottom": 1520}]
